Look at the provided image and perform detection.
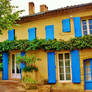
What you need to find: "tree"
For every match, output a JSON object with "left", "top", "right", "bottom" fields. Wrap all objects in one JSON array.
[{"left": 0, "top": 0, "right": 23, "bottom": 34}]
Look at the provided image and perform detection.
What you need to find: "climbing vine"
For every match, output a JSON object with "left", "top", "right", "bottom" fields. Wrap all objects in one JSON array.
[{"left": 0, "top": 35, "right": 92, "bottom": 52}]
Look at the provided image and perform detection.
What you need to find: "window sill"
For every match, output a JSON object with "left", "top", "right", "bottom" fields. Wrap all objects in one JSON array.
[{"left": 58, "top": 80, "right": 72, "bottom": 83}]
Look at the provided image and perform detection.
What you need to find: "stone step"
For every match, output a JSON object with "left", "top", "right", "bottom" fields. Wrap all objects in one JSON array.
[{"left": 0, "top": 80, "right": 26, "bottom": 92}]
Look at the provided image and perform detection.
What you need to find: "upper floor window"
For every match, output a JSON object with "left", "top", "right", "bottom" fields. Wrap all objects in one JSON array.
[
  {"left": 28, "top": 27, "right": 36, "bottom": 41},
  {"left": 58, "top": 53, "right": 72, "bottom": 82},
  {"left": 8, "top": 29, "right": 15, "bottom": 41},
  {"left": 82, "top": 19, "right": 92, "bottom": 36},
  {"left": 45, "top": 25, "right": 54, "bottom": 40}
]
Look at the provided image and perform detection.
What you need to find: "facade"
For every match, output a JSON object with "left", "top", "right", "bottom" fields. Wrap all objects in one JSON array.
[{"left": 0, "top": 2, "right": 92, "bottom": 91}]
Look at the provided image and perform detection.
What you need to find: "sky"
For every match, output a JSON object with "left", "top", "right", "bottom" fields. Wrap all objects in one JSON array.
[{"left": 11, "top": 0, "right": 92, "bottom": 16}]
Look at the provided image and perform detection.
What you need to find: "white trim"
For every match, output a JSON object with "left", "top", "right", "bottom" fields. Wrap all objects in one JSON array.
[
  {"left": 58, "top": 53, "right": 72, "bottom": 82},
  {"left": 11, "top": 53, "right": 21, "bottom": 79}
]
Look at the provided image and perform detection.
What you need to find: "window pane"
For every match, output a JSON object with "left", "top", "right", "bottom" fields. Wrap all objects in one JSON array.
[
  {"left": 59, "top": 54, "right": 63, "bottom": 60},
  {"left": 89, "top": 25, "right": 92, "bottom": 29},
  {"left": 65, "top": 53, "right": 69, "bottom": 59},
  {"left": 85, "top": 60, "right": 91, "bottom": 81},
  {"left": 82, "top": 20, "right": 87, "bottom": 24},
  {"left": 60, "top": 74, "right": 64, "bottom": 80},
  {"left": 83, "top": 31, "right": 87, "bottom": 35},
  {"left": 59, "top": 54, "right": 64, "bottom": 81},
  {"left": 89, "top": 30, "right": 92, "bottom": 34},
  {"left": 65, "top": 60, "right": 70, "bottom": 66},
  {"left": 59, "top": 60, "right": 63, "bottom": 66},
  {"left": 16, "top": 54, "right": 20, "bottom": 73},
  {"left": 65, "top": 67, "right": 70, "bottom": 73},
  {"left": 66, "top": 74, "right": 71, "bottom": 80},
  {"left": 83, "top": 25, "right": 87, "bottom": 30},
  {"left": 12, "top": 54, "right": 15, "bottom": 73},
  {"left": 89, "top": 19, "right": 92, "bottom": 24},
  {"left": 16, "top": 63, "right": 20, "bottom": 73},
  {"left": 59, "top": 67, "right": 64, "bottom": 73},
  {"left": 82, "top": 20, "right": 88, "bottom": 35}
]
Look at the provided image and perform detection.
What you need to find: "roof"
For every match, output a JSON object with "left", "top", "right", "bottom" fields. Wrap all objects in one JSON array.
[
  {"left": 21, "top": 2, "right": 92, "bottom": 18},
  {"left": 18, "top": 2, "right": 92, "bottom": 23}
]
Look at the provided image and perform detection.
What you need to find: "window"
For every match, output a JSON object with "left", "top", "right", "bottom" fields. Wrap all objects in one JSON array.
[
  {"left": 11, "top": 53, "right": 21, "bottom": 79},
  {"left": 85, "top": 60, "right": 91, "bottom": 81},
  {"left": 58, "top": 53, "right": 71, "bottom": 81},
  {"left": 62, "top": 19, "right": 71, "bottom": 32},
  {"left": 45, "top": 25, "right": 54, "bottom": 40},
  {"left": 82, "top": 19, "right": 92, "bottom": 35},
  {"left": 28, "top": 27, "right": 36, "bottom": 41},
  {"left": 8, "top": 29, "right": 15, "bottom": 41}
]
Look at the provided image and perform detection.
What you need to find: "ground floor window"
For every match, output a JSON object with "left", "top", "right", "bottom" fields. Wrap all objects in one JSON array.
[
  {"left": 11, "top": 53, "right": 21, "bottom": 79},
  {"left": 85, "top": 60, "right": 91, "bottom": 81},
  {"left": 58, "top": 53, "right": 71, "bottom": 81}
]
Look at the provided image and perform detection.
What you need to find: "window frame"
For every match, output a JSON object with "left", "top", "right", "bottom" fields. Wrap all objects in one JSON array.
[
  {"left": 82, "top": 19, "right": 92, "bottom": 36},
  {"left": 11, "top": 52, "right": 21, "bottom": 79},
  {"left": 58, "top": 52, "right": 72, "bottom": 82}
]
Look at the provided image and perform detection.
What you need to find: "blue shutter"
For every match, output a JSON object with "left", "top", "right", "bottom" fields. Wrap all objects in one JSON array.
[
  {"left": 20, "top": 52, "right": 26, "bottom": 79},
  {"left": 8, "top": 29, "right": 15, "bottom": 41},
  {"left": 47, "top": 52, "right": 56, "bottom": 83},
  {"left": 71, "top": 50, "right": 81, "bottom": 83},
  {"left": 28, "top": 27, "right": 36, "bottom": 41},
  {"left": 2, "top": 53, "right": 8, "bottom": 80},
  {"left": 45, "top": 25, "right": 54, "bottom": 40},
  {"left": 74, "top": 17, "right": 82, "bottom": 37},
  {"left": 62, "top": 19, "right": 71, "bottom": 32}
]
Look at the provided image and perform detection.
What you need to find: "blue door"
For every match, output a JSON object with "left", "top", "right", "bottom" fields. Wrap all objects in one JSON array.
[{"left": 84, "top": 59, "right": 92, "bottom": 90}]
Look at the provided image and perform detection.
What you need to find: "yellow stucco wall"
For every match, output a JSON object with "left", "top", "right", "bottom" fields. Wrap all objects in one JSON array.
[
  {"left": 0, "top": 8, "right": 92, "bottom": 42},
  {"left": 8, "top": 49, "right": 87, "bottom": 91},
  {"left": 8, "top": 48, "right": 92, "bottom": 91}
]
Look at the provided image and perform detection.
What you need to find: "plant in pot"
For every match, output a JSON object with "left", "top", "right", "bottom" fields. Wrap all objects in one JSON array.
[{"left": 16, "top": 54, "right": 39, "bottom": 90}]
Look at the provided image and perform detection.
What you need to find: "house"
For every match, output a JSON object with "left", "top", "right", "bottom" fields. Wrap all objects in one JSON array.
[{"left": 0, "top": 2, "right": 92, "bottom": 91}]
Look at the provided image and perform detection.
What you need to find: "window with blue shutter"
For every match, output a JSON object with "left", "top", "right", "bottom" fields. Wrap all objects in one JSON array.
[
  {"left": 71, "top": 50, "right": 81, "bottom": 83},
  {"left": 62, "top": 19, "right": 71, "bottom": 32},
  {"left": 45, "top": 25, "right": 54, "bottom": 40},
  {"left": 21, "top": 52, "right": 26, "bottom": 79},
  {"left": 74, "top": 17, "right": 82, "bottom": 37},
  {"left": 47, "top": 52, "right": 56, "bottom": 83},
  {"left": 28, "top": 27, "right": 36, "bottom": 41},
  {"left": 2, "top": 53, "right": 8, "bottom": 80},
  {"left": 8, "top": 29, "right": 15, "bottom": 41}
]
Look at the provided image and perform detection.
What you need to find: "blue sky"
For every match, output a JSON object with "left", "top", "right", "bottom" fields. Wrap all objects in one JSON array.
[{"left": 11, "top": 0, "right": 92, "bottom": 16}]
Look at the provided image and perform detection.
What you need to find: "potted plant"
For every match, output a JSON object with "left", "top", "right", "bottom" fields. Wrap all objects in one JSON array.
[{"left": 16, "top": 54, "right": 39, "bottom": 90}]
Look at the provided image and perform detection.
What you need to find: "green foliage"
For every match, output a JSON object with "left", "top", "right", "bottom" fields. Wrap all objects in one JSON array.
[
  {"left": 23, "top": 77, "right": 37, "bottom": 90},
  {"left": 23, "top": 77, "right": 37, "bottom": 84},
  {"left": 0, "top": 63, "right": 3, "bottom": 71},
  {"left": 16, "top": 54, "right": 37, "bottom": 65},
  {"left": 23, "top": 65, "right": 38, "bottom": 72},
  {"left": 0, "top": 0, "right": 23, "bottom": 34},
  {"left": 0, "top": 35, "right": 92, "bottom": 52},
  {"left": 16, "top": 54, "right": 38, "bottom": 72}
]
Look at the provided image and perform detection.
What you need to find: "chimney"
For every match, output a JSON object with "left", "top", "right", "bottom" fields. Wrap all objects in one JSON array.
[
  {"left": 40, "top": 4, "right": 48, "bottom": 12},
  {"left": 29, "top": 2, "right": 35, "bottom": 15}
]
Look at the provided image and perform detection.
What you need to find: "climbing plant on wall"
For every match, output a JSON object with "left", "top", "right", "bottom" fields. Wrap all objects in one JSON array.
[{"left": 0, "top": 35, "right": 92, "bottom": 52}]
